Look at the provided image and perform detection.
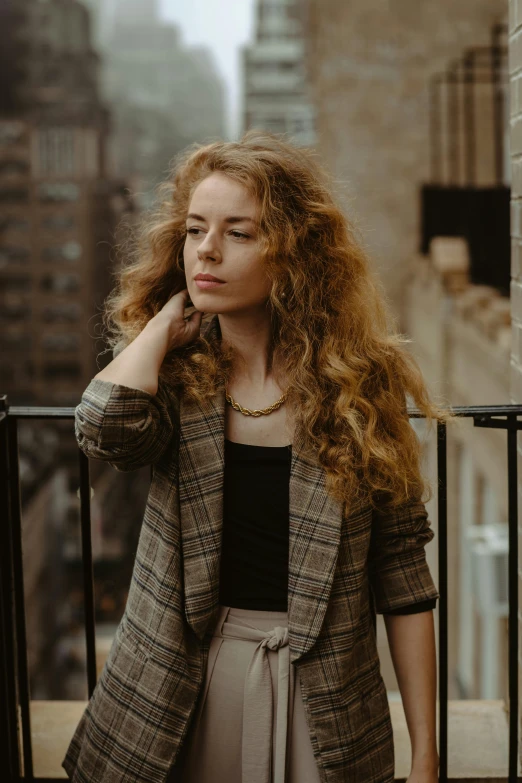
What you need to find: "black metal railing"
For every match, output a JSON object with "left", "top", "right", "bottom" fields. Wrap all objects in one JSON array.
[{"left": 1, "top": 398, "right": 521, "bottom": 782}]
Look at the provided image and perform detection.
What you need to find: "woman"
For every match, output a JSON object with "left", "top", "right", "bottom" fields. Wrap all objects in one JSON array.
[{"left": 62, "top": 131, "right": 451, "bottom": 783}]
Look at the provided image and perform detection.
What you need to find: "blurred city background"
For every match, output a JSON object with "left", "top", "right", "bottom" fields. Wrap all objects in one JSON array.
[{"left": 0, "top": 0, "right": 517, "bottom": 778}]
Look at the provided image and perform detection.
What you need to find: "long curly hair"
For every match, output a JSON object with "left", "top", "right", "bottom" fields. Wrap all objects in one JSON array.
[{"left": 102, "top": 129, "right": 455, "bottom": 515}]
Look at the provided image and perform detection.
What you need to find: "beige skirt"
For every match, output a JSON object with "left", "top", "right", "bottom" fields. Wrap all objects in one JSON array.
[{"left": 169, "top": 605, "right": 322, "bottom": 783}]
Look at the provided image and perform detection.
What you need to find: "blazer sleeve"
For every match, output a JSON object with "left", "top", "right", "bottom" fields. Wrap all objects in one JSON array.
[
  {"left": 383, "top": 597, "right": 437, "bottom": 615},
  {"left": 74, "top": 371, "right": 178, "bottom": 473},
  {"left": 367, "top": 495, "right": 440, "bottom": 614}
]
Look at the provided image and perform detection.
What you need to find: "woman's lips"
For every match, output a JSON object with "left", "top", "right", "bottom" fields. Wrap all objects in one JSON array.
[{"left": 195, "top": 280, "right": 226, "bottom": 289}]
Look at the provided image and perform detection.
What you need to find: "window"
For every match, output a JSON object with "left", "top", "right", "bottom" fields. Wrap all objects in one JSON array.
[
  {"left": 254, "top": 61, "right": 297, "bottom": 73},
  {"left": 38, "top": 183, "right": 80, "bottom": 203},
  {"left": 0, "top": 187, "right": 29, "bottom": 203},
  {"left": 40, "top": 273, "right": 80, "bottom": 293},
  {"left": 0, "top": 160, "right": 29, "bottom": 177},
  {"left": 0, "top": 303, "right": 31, "bottom": 320},
  {"left": 42, "top": 214, "right": 76, "bottom": 231},
  {"left": 35, "top": 128, "right": 76, "bottom": 177},
  {"left": 260, "top": 117, "right": 287, "bottom": 133},
  {"left": 289, "top": 118, "right": 307, "bottom": 133},
  {"left": 2, "top": 275, "right": 31, "bottom": 291},
  {"left": 0, "top": 365, "right": 14, "bottom": 385},
  {"left": 0, "top": 216, "right": 30, "bottom": 232},
  {"left": 42, "top": 302, "right": 81, "bottom": 323},
  {"left": 0, "top": 246, "right": 30, "bottom": 267},
  {"left": 42, "top": 333, "right": 81, "bottom": 351},
  {"left": 42, "top": 241, "right": 82, "bottom": 263},
  {"left": 0, "top": 122, "right": 28, "bottom": 145},
  {"left": 43, "top": 362, "right": 81, "bottom": 381},
  {"left": 0, "top": 332, "right": 32, "bottom": 351}
]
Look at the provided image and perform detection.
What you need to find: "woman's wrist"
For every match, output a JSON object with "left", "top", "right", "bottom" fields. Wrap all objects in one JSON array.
[
  {"left": 411, "top": 746, "right": 439, "bottom": 773},
  {"left": 94, "top": 317, "right": 171, "bottom": 394}
]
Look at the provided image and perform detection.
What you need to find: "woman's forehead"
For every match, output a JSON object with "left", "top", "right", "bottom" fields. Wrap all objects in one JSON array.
[{"left": 188, "top": 173, "right": 259, "bottom": 217}]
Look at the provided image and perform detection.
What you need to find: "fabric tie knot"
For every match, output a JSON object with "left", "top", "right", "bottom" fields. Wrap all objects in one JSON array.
[{"left": 264, "top": 626, "right": 289, "bottom": 651}]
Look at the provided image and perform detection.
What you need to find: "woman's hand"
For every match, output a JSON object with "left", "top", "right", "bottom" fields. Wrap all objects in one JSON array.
[{"left": 151, "top": 288, "right": 204, "bottom": 351}]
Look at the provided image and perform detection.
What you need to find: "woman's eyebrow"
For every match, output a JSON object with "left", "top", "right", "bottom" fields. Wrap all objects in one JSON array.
[{"left": 186, "top": 212, "right": 256, "bottom": 224}]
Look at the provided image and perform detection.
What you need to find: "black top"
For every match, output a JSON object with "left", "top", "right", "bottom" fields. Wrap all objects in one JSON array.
[
  {"left": 218, "top": 439, "right": 437, "bottom": 615},
  {"left": 219, "top": 438, "right": 291, "bottom": 611}
]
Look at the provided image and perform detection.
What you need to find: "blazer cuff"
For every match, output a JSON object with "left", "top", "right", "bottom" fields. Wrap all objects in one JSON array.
[
  {"left": 382, "top": 597, "right": 438, "bottom": 615},
  {"left": 369, "top": 548, "right": 440, "bottom": 614},
  {"left": 74, "top": 377, "right": 176, "bottom": 470},
  {"left": 368, "top": 498, "right": 440, "bottom": 614},
  {"left": 75, "top": 378, "right": 156, "bottom": 446}
]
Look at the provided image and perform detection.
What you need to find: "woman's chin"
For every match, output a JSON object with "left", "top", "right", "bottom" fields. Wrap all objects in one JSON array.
[
  {"left": 190, "top": 296, "right": 222, "bottom": 314},
  {"left": 187, "top": 289, "right": 222, "bottom": 310}
]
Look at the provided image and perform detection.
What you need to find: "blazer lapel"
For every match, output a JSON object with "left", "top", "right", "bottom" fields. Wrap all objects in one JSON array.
[
  {"left": 288, "top": 427, "right": 343, "bottom": 663},
  {"left": 178, "top": 314, "right": 343, "bottom": 659},
  {"left": 178, "top": 316, "right": 226, "bottom": 639}
]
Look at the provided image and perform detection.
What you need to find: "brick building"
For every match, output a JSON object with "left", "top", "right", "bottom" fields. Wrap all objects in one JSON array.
[
  {"left": 0, "top": 0, "right": 134, "bottom": 406},
  {"left": 242, "top": 0, "right": 316, "bottom": 145},
  {"left": 303, "top": 0, "right": 508, "bottom": 318}
]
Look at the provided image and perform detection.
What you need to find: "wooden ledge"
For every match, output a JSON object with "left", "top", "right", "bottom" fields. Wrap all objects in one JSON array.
[{"left": 21, "top": 698, "right": 511, "bottom": 780}]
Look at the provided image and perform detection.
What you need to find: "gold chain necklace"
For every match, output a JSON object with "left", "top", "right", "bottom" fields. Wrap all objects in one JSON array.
[{"left": 225, "top": 385, "right": 288, "bottom": 417}]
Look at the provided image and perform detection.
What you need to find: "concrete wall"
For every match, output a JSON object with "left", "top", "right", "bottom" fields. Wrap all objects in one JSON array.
[{"left": 304, "top": 0, "right": 506, "bottom": 317}]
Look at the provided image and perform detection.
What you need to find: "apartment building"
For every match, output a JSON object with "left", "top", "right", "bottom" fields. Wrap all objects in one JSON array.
[{"left": 242, "top": 0, "right": 316, "bottom": 145}]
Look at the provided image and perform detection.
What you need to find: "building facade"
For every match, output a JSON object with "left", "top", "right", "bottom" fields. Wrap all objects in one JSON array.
[
  {"left": 241, "top": 0, "right": 316, "bottom": 145},
  {"left": 303, "top": 0, "right": 508, "bottom": 318},
  {"left": 0, "top": 0, "right": 134, "bottom": 406},
  {"left": 85, "top": 0, "right": 226, "bottom": 203}
]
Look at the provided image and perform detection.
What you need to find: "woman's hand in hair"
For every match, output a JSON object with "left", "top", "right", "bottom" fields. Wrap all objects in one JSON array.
[{"left": 152, "top": 288, "right": 204, "bottom": 351}]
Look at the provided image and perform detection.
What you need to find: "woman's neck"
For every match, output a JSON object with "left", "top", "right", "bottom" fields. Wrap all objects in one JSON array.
[{"left": 218, "top": 311, "right": 273, "bottom": 386}]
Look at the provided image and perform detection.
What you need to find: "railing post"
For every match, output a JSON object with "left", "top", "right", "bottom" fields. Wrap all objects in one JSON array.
[
  {"left": 78, "top": 449, "right": 98, "bottom": 698},
  {"left": 6, "top": 403, "right": 34, "bottom": 780},
  {"left": 507, "top": 414, "right": 519, "bottom": 781},
  {"left": 437, "top": 420, "right": 448, "bottom": 783},
  {"left": 0, "top": 395, "right": 22, "bottom": 781}
]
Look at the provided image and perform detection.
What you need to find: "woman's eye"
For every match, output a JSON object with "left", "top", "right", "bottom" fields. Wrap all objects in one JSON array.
[{"left": 186, "top": 227, "right": 249, "bottom": 239}]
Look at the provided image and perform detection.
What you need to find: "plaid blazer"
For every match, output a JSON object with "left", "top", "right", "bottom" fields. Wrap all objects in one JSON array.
[{"left": 62, "top": 314, "right": 439, "bottom": 783}]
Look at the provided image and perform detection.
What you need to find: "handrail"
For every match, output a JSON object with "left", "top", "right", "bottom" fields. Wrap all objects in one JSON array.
[{"left": 1, "top": 399, "right": 521, "bottom": 782}]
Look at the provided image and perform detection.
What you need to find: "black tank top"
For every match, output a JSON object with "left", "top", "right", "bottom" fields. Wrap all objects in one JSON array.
[
  {"left": 218, "top": 438, "right": 437, "bottom": 615},
  {"left": 219, "top": 438, "right": 292, "bottom": 611}
]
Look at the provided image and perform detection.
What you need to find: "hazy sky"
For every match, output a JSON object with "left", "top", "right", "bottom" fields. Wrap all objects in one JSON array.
[{"left": 160, "top": 0, "right": 256, "bottom": 139}]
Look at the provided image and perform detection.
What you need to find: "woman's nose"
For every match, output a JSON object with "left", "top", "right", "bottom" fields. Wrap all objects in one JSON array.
[{"left": 198, "top": 236, "right": 221, "bottom": 261}]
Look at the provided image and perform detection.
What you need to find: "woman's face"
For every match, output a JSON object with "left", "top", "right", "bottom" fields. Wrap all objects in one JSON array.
[{"left": 183, "top": 172, "right": 272, "bottom": 315}]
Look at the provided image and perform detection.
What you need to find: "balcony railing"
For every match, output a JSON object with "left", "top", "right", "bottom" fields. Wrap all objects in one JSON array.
[{"left": 1, "top": 398, "right": 521, "bottom": 782}]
